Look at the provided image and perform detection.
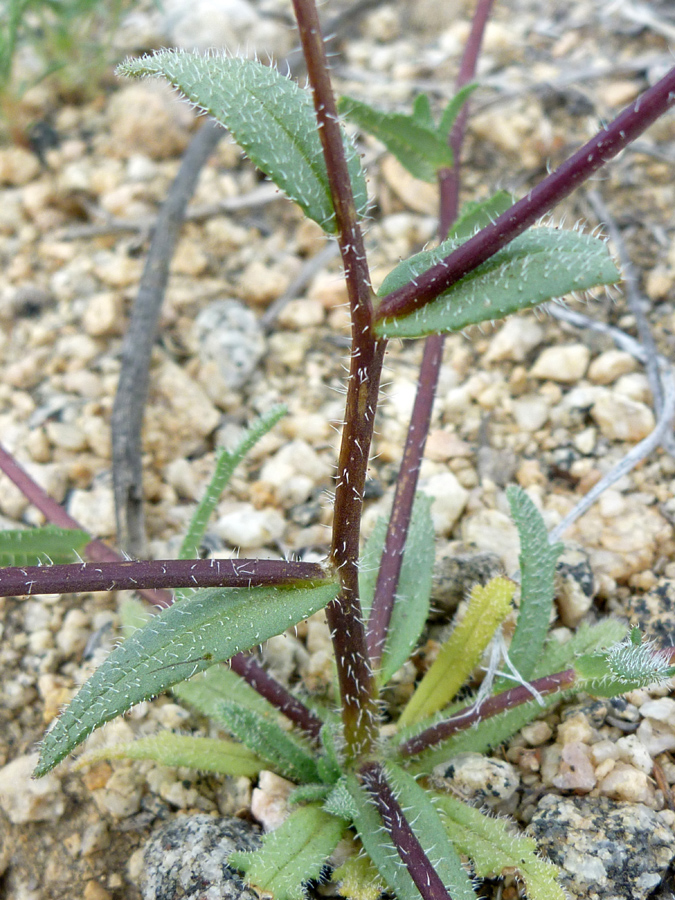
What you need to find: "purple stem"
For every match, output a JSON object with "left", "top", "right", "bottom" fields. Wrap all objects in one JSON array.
[
  {"left": 398, "top": 669, "right": 576, "bottom": 758},
  {"left": 292, "top": 0, "right": 381, "bottom": 757},
  {"left": 0, "top": 558, "right": 328, "bottom": 598},
  {"left": 377, "top": 64, "right": 675, "bottom": 322},
  {"left": 230, "top": 653, "right": 324, "bottom": 739},
  {"left": 360, "top": 761, "right": 454, "bottom": 900},
  {"left": 0, "top": 443, "right": 325, "bottom": 740},
  {"left": 367, "top": 0, "right": 494, "bottom": 667}
]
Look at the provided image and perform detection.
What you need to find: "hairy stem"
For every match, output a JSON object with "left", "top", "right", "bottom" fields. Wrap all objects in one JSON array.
[
  {"left": 367, "top": 0, "right": 494, "bottom": 667},
  {"left": 0, "top": 558, "right": 328, "bottom": 598},
  {"left": 360, "top": 761, "right": 454, "bottom": 900},
  {"left": 397, "top": 669, "right": 576, "bottom": 758},
  {"left": 292, "top": 0, "right": 381, "bottom": 758},
  {"left": 377, "top": 64, "right": 675, "bottom": 322}
]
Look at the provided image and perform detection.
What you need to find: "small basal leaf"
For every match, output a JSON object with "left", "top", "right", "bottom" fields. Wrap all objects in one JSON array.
[
  {"left": 215, "top": 699, "right": 320, "bottom": 783},
  {"left": 437, "top": 83, "right": 479, "bottom": 139},
  {"left": 333, "top": 843, "right": 386, "bottom": 900},
  {"left": 178, "top": 405, "right": 287, "bottom": 562},
  {"left": 345, "top": 773, "right": 421, "bottom": 900},
  {"left": 383, "top": 763, "right": 477, "bottom": 900},
  {"left": 359, "top": 492, "right": 435, "bottom": 684},
  {"left": 230, "top": 804, "right": 345, "bottom": 900},
  {"left": 74, "top": 731, "right": 264, "bottom": 777},
  {"left": 506, "top": 486, "right": 564, "bottom": 681},
  {"left": 399, "top": 576, "right": 514, "bottom": 727},
  {"left": 375, "top": 227, "right": 620, "bottom": 339},
  {"left": 118, "top": 50, "right": 367, "bottom": 233},
  {"left": 0, "top": 525, "right": 89, "bottom": 566},
  {"left": 35, "top": 581, "right": 338, "bottom": 776},
  {"left": 435, "top": 792, "right": 565, "bottom": 900},
  {"left": 339, "top": 95, "right": 453, "bottom": 183},
  {"left": 446, "top": 191, "right": 515, "bottom": 242}
]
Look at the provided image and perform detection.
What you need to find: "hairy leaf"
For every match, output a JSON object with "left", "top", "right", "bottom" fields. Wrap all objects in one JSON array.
[
  {"left": 359, "top": 492, "right": 435, "bottom": 683},
  {"left": 339, "top": 95, "right": 453, "bottom": 182},
  {"left": 446, "top": 191, "right": 514, "bottom": 242},
  {"left": 216, "top": 699, "right": 320, "bottom": 783},
  {"left": 74, "top": 731, "right": 264, "bottom": 777},
  {"left": 506, "top": 486, "right": 564, "bottom": 680},
  {"left": 437, "top": 83, "right": 479, "bottom": 138},
  {"left": 384, "top": 763, "right": 477, "bottom": 900},
  {"left": 230, "top": 804, "right": 345, "bottom": 900},
  {"left": 399, "top": 575, "right": 514, "bottom": 727},
  {"left": 332, "top": 845, "right": 386, "bottom": 900},
  {"left": 575, "top": 628, "right": 675, "bottom": 696},
  {"left": 118, "top": 50, "right": 367, "bottom": 233},
  {"left": 345, "top": 773, "right": 421, "bottom": 900},
  {"left": 0, "top": 525, "right": 89, "bottom": 567},
  {"left": 174, "top": 663, "right": 278, "bottom": 720},
  {"left": 178, "top": 405, "right": 287, "bottom": 562},
  {"left": 36, "top": 581, "right": 338, "bottom": 776},
  {"left": 435, "top": 792, "right": 565, "bottom": 900},
  {"left": 375, "top": 228, "right": 620, "bottom": 338}
]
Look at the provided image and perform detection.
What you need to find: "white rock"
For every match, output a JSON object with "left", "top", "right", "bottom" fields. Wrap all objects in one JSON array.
[
  {"left": 259, "top": 440, "right": 331, "bottom": 506},
  {"left": 161, "top": 0, "right": 292, "bottom": 58},
  {"left": 251, "top": 771, "right": 294, "bottom": 832},
  {"left": 485, "top": 317, "right": 544, "bottom": 363},
  {"left": 192, "top": 299, "right": 265, "bottom": 397},
  {"left": 598, "top": 762, "right": 655, "bottom": 805},
  {"left": 637, "top": 718, "right": 675, "bottom": 756},
  {"left": 616, "top": 734, "right": 653, "bottom": 774},
  {"left": 640, "top": 697, "right": 675, "bottom": 726},
  {"left": 587, "top": 350, "right": 638, "bottom": 385},
  {"left": 277, "top": 298, "right": 325, "bottom": 330},
  {"left": 92, "top": 767, "right": 144, "bottom": 819},
  {"left": 83, "top": 292, "right": 123, "bottom": 337},
  {"left": 512, "top": 394, "right": 549, "bottom": 431},
  {"left": 553, "top": 741, "right": 596, "bottom": 792},
  {"left": 215, "top": 503, "right": 286, "bottom": 549},
  {"left": 68, "top": 482, "right": 116, "bottom": 537},
  {"left": 419, "top": 471, "right": 468, "bottom": 535},
  {"left": 615, "top": 372, "right": 652, "bottom": 404},
  {"left": 591, "top": 391, "right": 655, "bottom": 442},
  {"left": 108, "top": 83, "right": 193, "bottom": 160},
  {"left": 461, "top": 508, "right": 520, "bottom": 572},
  {"left": 0, "top": 754, "right": 65, "bottom": 824},
  {"left": 437, "top": 752, "right": 519, "bottom": 807},
  {"left": 530, "top": 343, "right": 590, "bottom": 383}
]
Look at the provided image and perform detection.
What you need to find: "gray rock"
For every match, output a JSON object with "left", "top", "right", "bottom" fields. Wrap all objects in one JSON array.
[
  {"left": 141, "top": 814, "right": 262, "bottom": 900},
  {"left": 431, "top": 540, "right": 504, "bottom": 618},
  {"left": 192, "top": 300, "right": 265, "bottom": 398},
  {"left": 528, "top": 794, "right": 675, "bottom": 900}
]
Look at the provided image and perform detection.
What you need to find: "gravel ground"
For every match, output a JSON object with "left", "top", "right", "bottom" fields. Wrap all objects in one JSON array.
[{"left": 2, "top": 0, "right": 675, "bottom": 898}]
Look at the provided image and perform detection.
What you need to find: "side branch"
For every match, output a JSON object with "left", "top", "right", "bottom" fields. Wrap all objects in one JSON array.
[
  {"left": 360, "top": 761, "right": 454, "bottom": 900},
  {"left": 0, "top": 558, "right": 329, "bottom": 598},
  {"left": 377, "top": 65, "right": 675, "bottom": 321}
]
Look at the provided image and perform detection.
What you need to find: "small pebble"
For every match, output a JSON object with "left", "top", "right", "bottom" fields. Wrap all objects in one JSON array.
[
  {"left": 591, "top": 391, "right": 655, "bottom": 442},
  {"left": 530, "top": 344, "right": 590, "bottom": 383}
]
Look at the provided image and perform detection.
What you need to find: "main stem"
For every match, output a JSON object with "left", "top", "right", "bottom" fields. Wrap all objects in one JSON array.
[{"left": 292, "top": 0, "right": 382, "bottom": 758}]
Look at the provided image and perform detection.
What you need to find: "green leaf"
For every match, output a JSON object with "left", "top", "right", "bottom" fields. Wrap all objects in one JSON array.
[
  {"left": 173, "top": 663, "right": 277, "bottom": 720},
  {"left": 359, "top": 492, "right": 435, "bottom": 684},
  {"left": 215, "top": 699, "right": 320, "bottom": 783},
  {"left": 506, "top": 486, "right": 564, "bottom": 681},
  {"left": 435, "top": 792, "right": 565, "bottom": 900},
  {"left": 339, "top": 95, "right": 453, "bottom": 182},
  {"left": 383, "top": 763, "right": 477, "bottom": 900},
  {"left": 0, "top": 525, "right": 89, "bottom": 566},
  {"left": 437, "top": 83, "right": 479, "bottom": 139},
  {"left": 178, "top": 405, "right": 287, "bottom": 563},
  {"left": 317, "top": 722, "right": 343, "bottom": 784},
  {"left": 332, "top": 848, "right": 386, "bottom": 900},
  {"left": 446, "top": 191, "right": 515, "bottom": 242},
  {"left": 35, "top": 581, "right": 338, "bottom": 776},
  {"left": 230, "top": 804, "right": 345, "bottom": 900},
  {"left": 118, "top": 50, "right": 367, "bottom": 234},
  {"left": 399, "top": 575, "right": 514, "bottom": 727},
  {"left": 345, "top": 773, "right": 421, "bottom": 900},
  {"left": 375, "top": 227, "right": 621, "bottom": 339},
  {"left": 74, "top": 731, "right": 264, "bottom": 777},
  {"left": 575, "top": 629, "right": 675, "bottom": 696},
  {"left": 412, "top": 93, "right": 434, "bottom": 130},
  {"left": 323, "top": 778, "right": 358, "bottom": 821}
]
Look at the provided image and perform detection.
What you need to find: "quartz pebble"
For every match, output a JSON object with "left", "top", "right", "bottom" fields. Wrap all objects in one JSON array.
[
  {"left": 0, "top": 754, "right": 65, "bottom": 824},
  {"left": 250, "top": 771, "right": 294, "bottom": 832},
  {"left": 214, "top": 503, "right": 286, "bottom": 549},
  {"left": 436, "top": 752, "right": 519, "bottom": 807},
  {"left": 553, "top": 741, "right": 596, "bottom": 792},
  {"left": 461, "top": 508, "right": 521, "bottom": 572},
  {"left": 485, "top": 316, "right": 544, "bottom": 362},
  {"left": 530, "top": 343, "right": 590, "bottom": 383},
  {"left": 587, "top": 350, "right": 638, "bottom": 385},
  {"left": 591, "top": 390, "right": 655, "bottom": 442},
  {"left": 419, "top": 471, "right": 469, "bottom": 536}
]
